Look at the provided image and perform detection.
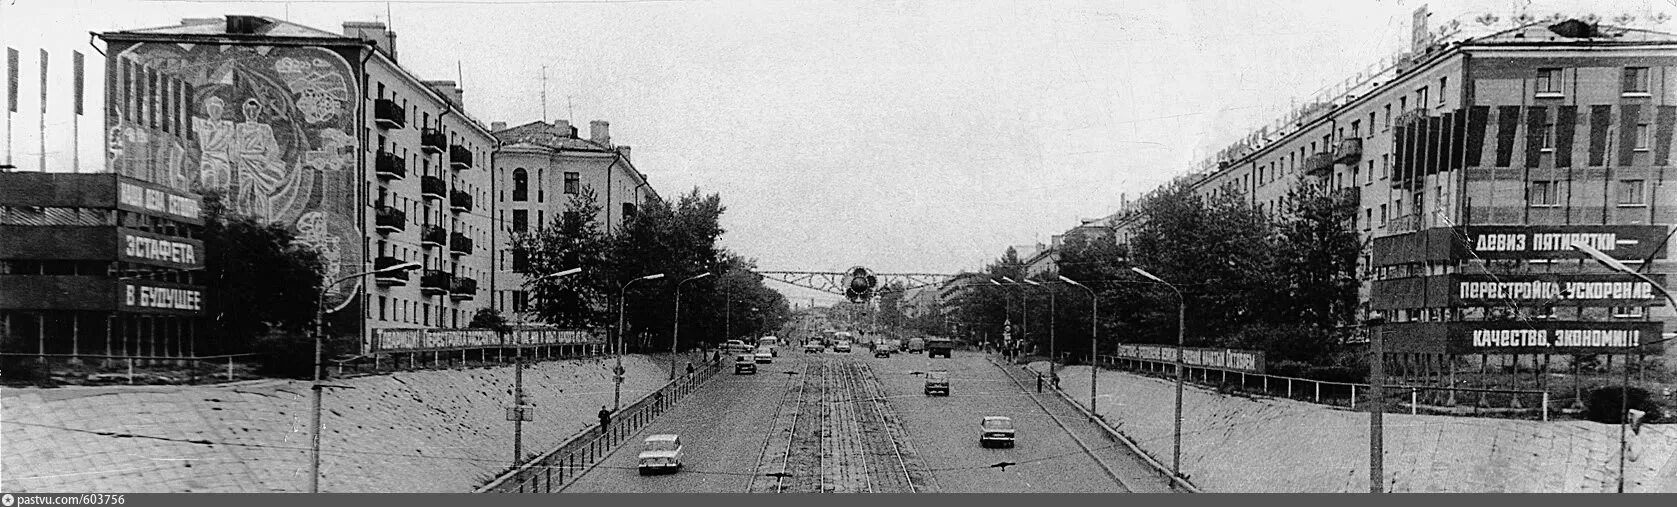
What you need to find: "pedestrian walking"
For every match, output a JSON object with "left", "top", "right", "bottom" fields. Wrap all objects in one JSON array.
[
  {"left": 597, "top": 406, "right": 612, "bottom": 429},
  {"left": 685, "top": 362, "right": 696, "bottom": 377}
]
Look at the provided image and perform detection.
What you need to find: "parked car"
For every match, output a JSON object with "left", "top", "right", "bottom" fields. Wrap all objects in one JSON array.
[
  {"left": 924, "top": 369, "right": 949, "bottom": 396},
  {"left": 734, "top": 354, "right": 757, "bottom": 374},
  {"left": 637, "top": 434, "right": 684, "bottom": 475},
  {"left": 754, "top": 347, "right": 774, "bottom": 364},
  {"left": 979, "top": 416, "right": 1016, "bottom": 448},
  {"left": 803, "top": 341, "right": 824, "bottom": 353},
  {"left": 834, "top": 341, "right": 852, "bottom": 353}
]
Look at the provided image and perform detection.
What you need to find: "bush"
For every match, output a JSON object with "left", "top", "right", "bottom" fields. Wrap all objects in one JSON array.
[
  {"left": 0, "top": 355, "right": 49, "bottom": 384},
  {"left": 252, "top": 329, "right": 321, "bottom": 379},
  {"left": 1584, "top": 386, "right": 1664, "bottom": 424}
]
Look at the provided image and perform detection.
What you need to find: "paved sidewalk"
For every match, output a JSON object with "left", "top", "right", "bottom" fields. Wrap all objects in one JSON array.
[{"left": 1, "top": 355, "right": 669, "bottom": 492}]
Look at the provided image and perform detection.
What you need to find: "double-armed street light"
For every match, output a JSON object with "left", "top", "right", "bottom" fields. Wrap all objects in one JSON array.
[
  {"left": 671, "top": 272, "right": 713, "bottom": 380},
  {"left": 1130, "top": 266, "right": 1186, "bottom": 481},
  {"left": 310, "top": 260, "right": 421, "bottom": 493},
  {"left": 616, "top": 273, "right": 665, "bottom": 411}
]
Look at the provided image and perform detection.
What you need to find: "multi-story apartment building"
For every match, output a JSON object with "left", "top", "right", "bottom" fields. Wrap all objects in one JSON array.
[
  {"left": 1124, "top": 16, "right": 1676, "bottom": 371},
  {"left": 488, "top": 119, "right": 656, "bottom": 320},
  {"left": 96, "top": 16, "right": 498, "bottom": 353}
]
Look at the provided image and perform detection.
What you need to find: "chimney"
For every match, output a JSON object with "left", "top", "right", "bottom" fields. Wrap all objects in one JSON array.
[
  {"left": 589, "top": 120, "right": 610, "bottom": 146},
  {"left": 421, "top": 80, "right": 464, "bottom": 109},
  {"left": 343, "top": 22, "right": 396, "bottom": 61},
  {"left": 491, "top": 121, "right": 506, "bottom": 132},
  {"left": 616, "top": 146, "right": 631, "bottom": 161},
  {"left": 553, "top": 119, "right": 572, "bottom": 138}
]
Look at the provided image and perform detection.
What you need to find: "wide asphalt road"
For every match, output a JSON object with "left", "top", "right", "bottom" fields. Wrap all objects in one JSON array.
[{"left": 562, "top": 347, "right": 1172, "bottom": 493}]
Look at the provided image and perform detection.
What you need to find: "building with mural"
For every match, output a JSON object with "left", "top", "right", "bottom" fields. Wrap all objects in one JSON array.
[
  {"left": 1112, "top": 14, "right": 1676, "bottom": 377},
  {"left": 487, "top": 119, "right": 655, "bottom": 320},
  {"left": 95, "top": 15, "right": 499, "bottom": 353}
]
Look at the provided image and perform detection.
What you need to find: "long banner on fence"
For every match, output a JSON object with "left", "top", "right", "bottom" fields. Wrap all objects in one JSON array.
[
  {"left": 368, "top": 327, "right": 605, "bottom": 354},
  {"left": 1112, "top": 344, "right": 1266, "bottom": 373}
]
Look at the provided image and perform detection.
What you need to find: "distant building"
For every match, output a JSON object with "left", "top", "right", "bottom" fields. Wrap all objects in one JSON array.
[
  {"left": 96, "top": 15, "right": 499, "bottom": 354},
  {"left": 488, "top": 119, "right": 656, "bottom": 320}
]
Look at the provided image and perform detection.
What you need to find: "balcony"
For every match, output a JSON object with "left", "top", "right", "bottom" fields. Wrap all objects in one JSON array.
[
  {"left": 420, "top": 269, "right": 450, "bottom": 296},
  {"left": 420, "top": 224, "right": 446, "bottom": 247},
  {"left": 421, "top": 175, "right": 446, "bottom": 200},
  {"left": 449, "top": 189, "right": 472, "bottom": 213},
  {"left": 373, "top": 256, "right": 411, "bottom": 286},
  {"left": 1388, "top": 213, "right": 1421, "bottom": 234},
  {"left": 374, "top": 98, "right": 405, "bottom": 130},
  {"left": 449, "top": 145, "right": 474, "bottom": 170},
  {"left": 449, "top": 276, "right": 478, "bottom": 301},
  {"left": 449, "top": 232, "right": 473, "bottom": 256},
  {"left": 375, "top": 151, "right": 406, "bottom": 180},
  {"left": 420, "top": 128, "right": 447, "bottom": 154},
  {"left": 1304, "top": 151, "right": 1335, "bottom": 176},
  {"left": 375, "top": 205, "right": 406, "bottom": 234},
  {"left": 1331, "top": 187, "right": 1360, "bottom": 206},
  {"left": 1334, "top": 138, "right": 1363, "bottom": 165}
]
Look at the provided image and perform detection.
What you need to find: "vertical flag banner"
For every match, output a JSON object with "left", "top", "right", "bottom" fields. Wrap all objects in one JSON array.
[
  {"left": 73, "top": 51, "right": 84, "bottom": 116},
  {"left": 6, "top": 47, "right": 17, "bottom": 113},
  {"left": 39, "top": 49, "right": 48, "bottom": 113}
]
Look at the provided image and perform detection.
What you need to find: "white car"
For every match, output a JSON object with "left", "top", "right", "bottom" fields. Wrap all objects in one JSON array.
[
  {"left": 980, "top": 416, "right": 1016, "bottom": 448},
  {"left": 754, "top": 347, "right": 774, "bottom": 364},
  {"left": 637, "top": 434, "right": 684, "bottom": 475},
  {"left": 833, "top": 341, "right": 852, "bottom": 353}
]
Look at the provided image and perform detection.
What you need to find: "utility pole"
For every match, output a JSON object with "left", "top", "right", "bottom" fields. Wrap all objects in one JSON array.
[
  {"left": 1367, "top": 311, "right": 1386, "bottom": 494},
  {"left": 512, "top": 349, "right": 525, "bottom": 465}
]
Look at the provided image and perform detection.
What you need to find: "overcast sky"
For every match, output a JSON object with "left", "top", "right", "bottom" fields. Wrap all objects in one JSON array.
[{"left": 3, "top": 0, "right": 1671, "bottom": 305}]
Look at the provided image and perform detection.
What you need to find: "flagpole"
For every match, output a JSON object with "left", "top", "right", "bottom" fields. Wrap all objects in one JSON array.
[{"left": 39, "top": 48, "right": 48, "bottom": 172}]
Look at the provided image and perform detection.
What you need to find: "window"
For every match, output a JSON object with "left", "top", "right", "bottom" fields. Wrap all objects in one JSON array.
[
  {"left": 1623, "top": 67, "right": 1650, "bottom": 94},
  {"left": 1416, "top": 87, "right": 1429, "bottom": 111},
  {"left": 1350, "top": 120, "right": 1360, "bottom": 138},
  {"left": 1399, "top": 97, "right": 1407, "bottom": 112},
  {"left": 537, "top": 168, "right": 545, "bottom": 203},
  {"left": 1364, "top": 208, "right": 1373, "bottom": 231},
  {"left": 1618, "top": 179, "right": 1646, "bottom": 206},
  {"left": 512, "top": 290, "right": 528, "bottom": 313},
  {"left": 622, "top": 202, "right": 637, "bottom": 220},
  {"left": 1635, "top": 124, "right": 1650, "bottom": 151},
  {"left": 564, "top": 172, "right": 580, "bottom": 194},
  {"left": 512, "top": 168, "right": 528, "bottom": 201},
  {"left": 1383, "top": 104, "right": 1392, "bottom": 130},
  {"left": 1536, "top": 68, "right": 1562, "bottom": 95},
  {"left": 1438, "top": 77, "right": 1447, "bottom": 104},
  {"left": 1365, "top": 160, "right": 1374, "bottom": 184},
  {"left": 512, "top": 209, "right": 528, "bottom": 232},
  {"left": 1529, "top": 180, "right": 1559, "bottom": 206},
  {"left": 1381, "top": 154, "right": 1389, "bottom": 179},
  {"left": 1379, "top": 204, "right": 1388, "bottom": 226},
  {"left": 1539, "top": 122, "right": 1554, "bottom": 151}
]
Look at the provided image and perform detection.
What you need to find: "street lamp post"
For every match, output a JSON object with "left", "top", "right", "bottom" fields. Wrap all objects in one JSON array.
[
  {"left": 512, "top": 267, "right": 582, "bottom": 466},
  {"left": 310, "top": 260, "right": 420, "bottom": 493},
  {"left": 1570, "top": 242, "right": 1677, "bottom": 493},
  {"left": 987, "top": 279, "right": 1011, "bottom": 352},
  {"left": 1001, "top": 277, "right": 1029, "bottom": 354},
  {"left": 1023, "top": 279, "right": 1054, "bottom": 379},
  {"left": 1363, "top": 310, "right": 1387, "bottom": 493},
  {"left": 616, "top": 273, "right": 665, "bottom": 411},
  {"left": 1131, "top": 267, "right": 1185, "bottom": 481},
  {"left": 1059, "top": 276, "right": 1098, "bottom": 414},
  {"left": 671, "top": 273, "right": 713, "bottom": 380}
]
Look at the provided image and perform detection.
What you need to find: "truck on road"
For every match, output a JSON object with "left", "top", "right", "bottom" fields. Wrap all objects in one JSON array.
[
  {"left": 927, "top": 338, "right": 954, "bottom": 358},
  {"left": 906, "top": 337, "right": 926, "bottom": 353}
]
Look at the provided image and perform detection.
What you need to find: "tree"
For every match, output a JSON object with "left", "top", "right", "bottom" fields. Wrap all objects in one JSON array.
[
  {"left": 470, "top": 308, "right": 513, "bottom": 335},
  {"left": 1268, "top": 176, "right": 1362, "bottom": 333},
  {"left": 1127, "top": 182, "right": 1274, "bottom": 346},
  {"left": 200, "top": 191, "right": 325, "bottom": 356},
  {"left": 511, "top": 185, "right": 613, "bottom": 327}
]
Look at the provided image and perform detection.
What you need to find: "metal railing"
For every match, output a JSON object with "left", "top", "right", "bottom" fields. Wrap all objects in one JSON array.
[
  {"left": 1096, "top": 354, "right": 1552, "bottom": 421},
  {"left": 477, "top": 358, "right": 724, "bottom": 493}
]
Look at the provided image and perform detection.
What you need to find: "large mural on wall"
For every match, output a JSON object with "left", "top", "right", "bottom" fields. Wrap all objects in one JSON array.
[{"left": 106, "top": 42, "right": 363, "bottom": 296}]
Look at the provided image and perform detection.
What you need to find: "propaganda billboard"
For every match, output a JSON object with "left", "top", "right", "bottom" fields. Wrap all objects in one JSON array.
[{"left": 117, "top": 279, "right": 205, "bottom": 316}]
